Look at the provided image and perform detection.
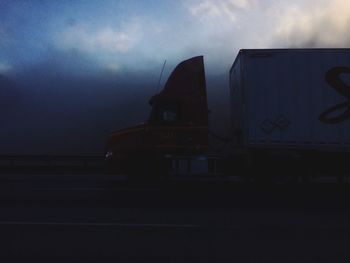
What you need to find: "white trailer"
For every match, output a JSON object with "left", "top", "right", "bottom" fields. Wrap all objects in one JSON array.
[{"left": 230, "top": 49, "right": 350, "bottom": 153}]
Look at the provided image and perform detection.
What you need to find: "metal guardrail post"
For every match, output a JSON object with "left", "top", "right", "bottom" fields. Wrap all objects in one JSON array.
[
  {"left": 175, "top": 158, "right": 180, "bottom": 174},
  {"left": 213, "top": 158, "right": 217, "bottom": 175},
  {"left": 187, "top": 158, "right": 191, "bottom": 174}
]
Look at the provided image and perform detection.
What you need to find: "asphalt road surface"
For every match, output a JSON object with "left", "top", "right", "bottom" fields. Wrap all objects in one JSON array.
[{"left": 1, "top": 173, "right": 350, "bottom": 262}]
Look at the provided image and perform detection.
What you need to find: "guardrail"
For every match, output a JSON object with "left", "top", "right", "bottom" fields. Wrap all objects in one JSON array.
[{"left": 0, "top": 155, "right": 105, "bottom": 172}]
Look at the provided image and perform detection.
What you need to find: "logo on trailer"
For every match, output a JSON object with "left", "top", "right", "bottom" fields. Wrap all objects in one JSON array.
[
  {"left": 319, "top": 66, "right": 350, "bottom": 124},
  {"left": 260, "top": 115, "right": 290, "bottom": 134}
]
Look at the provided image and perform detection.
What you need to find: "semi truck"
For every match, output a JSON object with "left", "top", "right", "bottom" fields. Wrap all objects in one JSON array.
[{"left": 106, "top": 49, "right": 350, "bottom": 180}]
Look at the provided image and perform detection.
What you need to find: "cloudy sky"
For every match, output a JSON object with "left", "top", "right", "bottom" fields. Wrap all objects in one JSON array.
[
  {"left": 2, "top": 0, "right": 350, "bottom": 75},
  {"left": 0, "top": 0, "right": 349, "bottom": 155}
]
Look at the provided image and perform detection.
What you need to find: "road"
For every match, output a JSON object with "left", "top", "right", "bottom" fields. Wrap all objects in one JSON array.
[{"left": 1, "top": 173, "right": 350, "bottom": 262}]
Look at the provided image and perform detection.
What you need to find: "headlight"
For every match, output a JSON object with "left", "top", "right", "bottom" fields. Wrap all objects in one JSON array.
[{"left": 105, "top": 151, "right": 114, "bottom": 159}]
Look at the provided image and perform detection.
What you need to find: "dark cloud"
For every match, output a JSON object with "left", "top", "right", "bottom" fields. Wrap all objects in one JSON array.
[
  {"left": 0, "top": 50, "right": 158, "bottom": 155},
  {"left": 0, "top": 74, "right": 21, "bottom": 120}
]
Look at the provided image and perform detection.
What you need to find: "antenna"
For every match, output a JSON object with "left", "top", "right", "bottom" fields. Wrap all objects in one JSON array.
[{"left": 156, "top": 59, "right": 167, "bottom": 92}]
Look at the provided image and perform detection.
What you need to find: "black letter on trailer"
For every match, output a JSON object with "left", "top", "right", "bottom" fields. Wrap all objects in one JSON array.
[{"left": 319, "top": 66, "right": 350, "bottom": 124}]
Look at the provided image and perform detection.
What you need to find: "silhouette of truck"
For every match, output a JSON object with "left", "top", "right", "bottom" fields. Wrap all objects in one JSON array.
[{"left": 106, "top": 49, "right": 350, "bottom": 180}]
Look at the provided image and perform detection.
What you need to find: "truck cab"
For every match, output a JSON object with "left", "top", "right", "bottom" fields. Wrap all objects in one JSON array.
[{"left": 106, "top": 56, "right": 209, "bottom": 176}]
